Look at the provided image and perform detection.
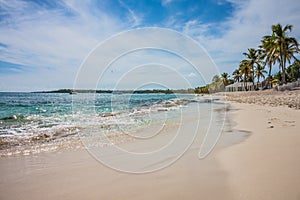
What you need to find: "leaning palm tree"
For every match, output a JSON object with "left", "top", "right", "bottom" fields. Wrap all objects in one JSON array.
[
  {"left": 220, "top": 72, "right": 229, "bottom": 87},
  {"left": 239, "top": 60, "right": 252, "bottom": 91},
  {"left": 271, "top": 24, "right": 299, "bottom": 83},
  {"left": 260, "top": 35, "right": 280, "bottom": 88},
  {"left": 232, "top": 69, "right": 241, "bottom": 83},
  {"left": 254, "top": 64, "right": 267, "bottom": 88},
  {"left": 283, "top": 37, "right": 300, "bottom": 73}
]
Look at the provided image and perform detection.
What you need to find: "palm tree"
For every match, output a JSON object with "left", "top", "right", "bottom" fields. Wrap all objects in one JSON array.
[
  {"left": 260, "top": 35, "right": 280, "bottom": 88},
  {"left": 243, "top": 48, "right": 263, "bottom": 88},
  {"left": 239, "top": 60, "right": 252, "bottom": 91},
  {"left": 254, "top": 64, "right": 267, "bottom": 88},
  {"left": 270, "top": 24, "right": 299, "bottom": 84},
  {"left": 232, "top": 69, "right": 242, "bottom": 83},
  {"left": 220, "top": 72, "right": 229, "bottom": 87},
  {"left": 283, "top": 38, "right": 300, "bottom": 72}
]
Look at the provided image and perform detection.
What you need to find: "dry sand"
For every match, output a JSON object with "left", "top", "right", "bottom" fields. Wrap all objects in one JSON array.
[
  {"left": 218, "top": 90, "right": 300, "bottom": 199},
  {"left": 225, "top": 90, "right": 300, "bottom": 109}
]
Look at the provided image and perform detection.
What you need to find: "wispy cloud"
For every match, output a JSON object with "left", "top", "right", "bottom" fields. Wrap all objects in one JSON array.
[
  {"left": 118, "top": 0, "right": 142, "bottom": 27},
  {"left": 181, "top": 0, "right": 300, "bottom": 73},
  {"left": 0, "top": 0, "right": 132, "bottom": 90},
  {"left": 0, "top": 0, "right": 125, "bottom": 67},
  {"left": 161, "top": 0, "right": 174, "bottom": 7},
  {"left": 73, "top": 28, "right": 217, "bottom": 90}
]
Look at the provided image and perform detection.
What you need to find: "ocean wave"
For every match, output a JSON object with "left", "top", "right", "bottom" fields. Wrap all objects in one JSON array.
[
  {"left": 0, "top": 94, "right": 220, "bottom": 156},
  {"left": 0, "top": 114, "right": 26, "bottom": 121}
]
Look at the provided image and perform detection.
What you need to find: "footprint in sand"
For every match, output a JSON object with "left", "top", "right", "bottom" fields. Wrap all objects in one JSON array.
[
  {"left": 284, "top": 120, "right": 296, "bottom": 127},
  {"left": 269, "top": 118, "right": 296, "bottom": 127}
]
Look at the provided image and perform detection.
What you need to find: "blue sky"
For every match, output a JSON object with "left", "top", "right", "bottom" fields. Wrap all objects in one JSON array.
[{"left": 0, "top": 0, "right": 300, "bottom": 91}]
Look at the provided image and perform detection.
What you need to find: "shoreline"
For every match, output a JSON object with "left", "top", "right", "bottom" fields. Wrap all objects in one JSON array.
[{"left": 0, "top": 102, "right": 238, "bottom": 200}]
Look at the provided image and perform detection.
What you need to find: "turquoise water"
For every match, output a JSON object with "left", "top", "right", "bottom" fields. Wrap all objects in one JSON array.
[
  {"left": 1, "top": 92, "right": 205, "bottom": 155},
  {"left": 0, "top": 92, "right": 179, "bottom": 119}
]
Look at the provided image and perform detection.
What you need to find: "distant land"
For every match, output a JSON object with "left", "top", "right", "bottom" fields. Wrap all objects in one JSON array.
[{"left": 33, "top": 89, "right": 196, "bottom": 94}]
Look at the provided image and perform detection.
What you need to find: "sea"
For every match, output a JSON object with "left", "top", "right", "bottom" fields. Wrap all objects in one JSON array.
[{"left": 0, "top": 92, "right": 225, "bottom": 157}]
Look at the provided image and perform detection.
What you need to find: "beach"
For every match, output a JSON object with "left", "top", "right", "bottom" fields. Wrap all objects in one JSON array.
[
  {"left": 0, "top": 91, "right": 300, "bottom": 199},
  {"left": 219, "top": 90, "right": 300, "bottom": 199},
  {"left": 1, "top": 0, "right": 300, "bottom": 199}
]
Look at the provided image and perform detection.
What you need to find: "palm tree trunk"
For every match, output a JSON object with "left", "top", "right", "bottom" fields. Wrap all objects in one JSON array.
[
  {"left": 267, "top": 63, "right": 272, "bottom": 88},
  {"left": 244, "top": 75, "right": 247, "bottom": 91},
  {"left": 252, "top": 70, "right": 255, "bottom": 90},
  {"left": 279, "top": 43, "right": 286, "bottom": 84},
  {"left": 282, "top": 55, "right": 287, "bottom": 84},
  {"left": 282, "top": 65, "right": 286, "bottom": 84}
]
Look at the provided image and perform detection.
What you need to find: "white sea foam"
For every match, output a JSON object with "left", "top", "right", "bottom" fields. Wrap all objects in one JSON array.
[{"left": 0, "top": 94, "right": 221, "bottom": 157}]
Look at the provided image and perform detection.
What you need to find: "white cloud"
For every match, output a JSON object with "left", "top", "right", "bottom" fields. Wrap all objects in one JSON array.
[
  {"left": 186, "top": 72, "right": 196, "bottom": 77},
  {"left": 0, "top": 0, "right": 132, "bottom": 91},
  {"left": 183, "top": 0, "right": 300, "bottom": 73},
  {"left": 73, "top": 28, "right": 218, "bottom": 90},
  {"left": 161, "top": 0, "right": 174, "bottom": 6},
  {"left": 118, "top": 0, "right": 142, "bottom": 27},
  {"left": 0, "top": 0, "right": 125, "bottom": 67}
]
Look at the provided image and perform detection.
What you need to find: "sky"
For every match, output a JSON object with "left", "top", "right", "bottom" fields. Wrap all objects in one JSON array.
[{"left": 0, "top": 0, "right": 300, "bottom": 91}]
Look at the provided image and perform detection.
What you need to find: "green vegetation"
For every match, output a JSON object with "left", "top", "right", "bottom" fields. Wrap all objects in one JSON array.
[
  {"left": 235, "top": 23, "right": 299, "bottom": 90},
  {"left": 194, "top": 74, "right": 233, "bottom": 94},
  {"left": 286, "top": 61, "right": 300, "bottom": 82},
  {"left": 34, "top": 88, "right": 196, "bottom": 94},
  {"left": 259, "top": 24, "right": 299, "bottom": 87},
  {"left": 195, "top": 23, "right": 300, "bottom": 93},
  {"left": 34, "top": 89, "right": 113, "bottom": 94}
]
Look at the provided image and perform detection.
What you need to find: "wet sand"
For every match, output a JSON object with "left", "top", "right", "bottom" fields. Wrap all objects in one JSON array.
[{"left": 0, "top": 103, "right": 236, "bottom": 200}]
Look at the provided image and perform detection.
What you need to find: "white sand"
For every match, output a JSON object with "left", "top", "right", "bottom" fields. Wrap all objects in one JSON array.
[{"left": 218, "top": 102, "right": 300, "bottom": 200}]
